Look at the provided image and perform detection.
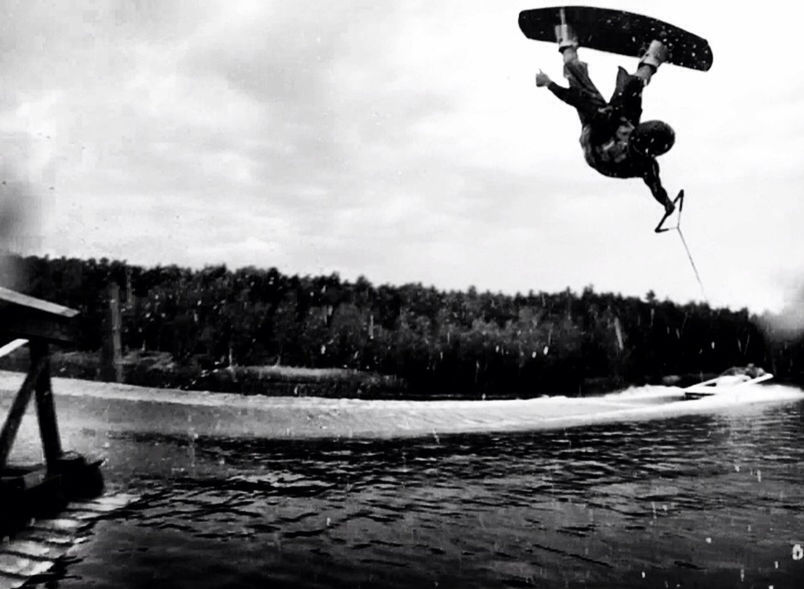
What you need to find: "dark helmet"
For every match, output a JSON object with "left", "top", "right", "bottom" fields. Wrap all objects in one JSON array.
[{"left": 631, "top": 120, "right": 675, "bottom": 157}]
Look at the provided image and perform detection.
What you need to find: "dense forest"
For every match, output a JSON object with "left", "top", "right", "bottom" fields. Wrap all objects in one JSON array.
[{"left": 1, "top": 254, "right": 802, "bottom": 398}]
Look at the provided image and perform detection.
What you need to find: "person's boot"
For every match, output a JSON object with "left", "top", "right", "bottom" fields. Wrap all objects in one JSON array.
[
  {"left": 639, "top": 40, "right": 669, "bottom": 71},
  {"left": 635, "top": 40, "right": 669, "bottom": 84},
  {"left": 555, "top": 23, "right": 578, "bottom": 54}
]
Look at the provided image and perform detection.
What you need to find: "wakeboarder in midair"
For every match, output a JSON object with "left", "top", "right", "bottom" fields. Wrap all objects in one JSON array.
[{"left": 535, "top": 28, "right": 677, "bottom": 215}]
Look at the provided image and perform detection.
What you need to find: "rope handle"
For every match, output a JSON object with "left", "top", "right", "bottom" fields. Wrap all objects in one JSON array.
[{"left": 654, "top": 189, "right": 685, "bottom": 233}]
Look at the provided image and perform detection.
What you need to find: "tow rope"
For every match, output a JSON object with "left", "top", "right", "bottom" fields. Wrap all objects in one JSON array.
[{"left": 655, "top": 190, "right": 708, "bottom": 303}]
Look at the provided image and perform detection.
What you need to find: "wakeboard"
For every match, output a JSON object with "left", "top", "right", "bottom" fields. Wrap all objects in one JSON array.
[{"left": 518, "top": 5, "right": 713, "bottom": 71}]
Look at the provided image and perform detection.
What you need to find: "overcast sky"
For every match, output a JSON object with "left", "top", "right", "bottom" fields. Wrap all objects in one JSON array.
[{"left": 0, "top": 0, "right": 802, "bottom": 313}]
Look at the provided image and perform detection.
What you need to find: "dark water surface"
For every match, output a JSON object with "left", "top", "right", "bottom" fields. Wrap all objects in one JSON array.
[{"left": 23, "top": 398, "right": 804, "bottom": 588}]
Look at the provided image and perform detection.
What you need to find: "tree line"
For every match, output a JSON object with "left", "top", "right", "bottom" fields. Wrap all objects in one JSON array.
[{"left": 2, "top": 254, "right": 802, "bottom": 397}]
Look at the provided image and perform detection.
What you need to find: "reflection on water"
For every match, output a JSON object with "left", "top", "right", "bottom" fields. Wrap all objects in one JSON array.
[{"left": 23, "top": 400, "right": 804, "bottom": 588}]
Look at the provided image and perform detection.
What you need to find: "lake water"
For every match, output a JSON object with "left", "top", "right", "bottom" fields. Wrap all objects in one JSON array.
[{"left": 4, "top": 383, "right": 804, "bottom": 588}]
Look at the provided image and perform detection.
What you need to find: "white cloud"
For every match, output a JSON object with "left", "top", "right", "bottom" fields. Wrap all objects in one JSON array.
[{"left": 0, "top": 0, "right": 801, "bottom": 313}]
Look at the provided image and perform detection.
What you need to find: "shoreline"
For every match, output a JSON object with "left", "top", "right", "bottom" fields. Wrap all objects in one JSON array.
[
  {"left": 0, "top": 351, "right": 719, "bottom": 401},
  {"left": 2, "top": 370, "right": 802, "bottom": 441}
]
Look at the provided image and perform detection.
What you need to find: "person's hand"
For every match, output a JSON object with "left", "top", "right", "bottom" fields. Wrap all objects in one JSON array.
[{"left": 535, "top": 70, "right": 551, "bottom": 87}]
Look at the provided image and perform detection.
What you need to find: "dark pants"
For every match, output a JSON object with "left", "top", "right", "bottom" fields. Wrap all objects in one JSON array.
[{"left": 562, "top": 60, "right": 644, "bottom": 135}]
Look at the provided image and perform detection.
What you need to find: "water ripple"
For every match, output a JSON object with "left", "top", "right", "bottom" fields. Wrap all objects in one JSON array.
[{"left": 32, "top": 398, "right": 804, "bottom": 589}]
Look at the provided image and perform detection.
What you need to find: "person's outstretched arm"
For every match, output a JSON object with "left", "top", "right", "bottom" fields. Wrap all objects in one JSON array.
[
  {"left": 536, "top": 70, "right": 581, "bottom": 108},
  {"left": 643, "top": 159, "right": 674, "bottom": 214}
]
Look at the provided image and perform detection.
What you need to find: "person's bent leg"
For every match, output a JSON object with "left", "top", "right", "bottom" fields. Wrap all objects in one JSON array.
[
  {"left": 610, "top": 40, "right": 669, "bottom": 123},
  {"left": 560, "top": 57, "right": 608, "bottom": 126},
  {"left": 609, "top": 67, "right": 645, "bottom": 124},
  {"left": 553, "top": 22, "right": 607, "bottom": 126}
]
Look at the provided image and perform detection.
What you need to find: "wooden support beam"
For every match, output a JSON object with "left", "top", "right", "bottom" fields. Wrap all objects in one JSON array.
[
  {"left": 0, "top": 350, "right": 48, "bottom": 468},
  {"left": 32, "top": 340, "right": 63, "bottom": 466},
  {"left": 0, "top": 338, "right": 28, "bottom": 358},
  {"left": 0, "top": 286, "right": 78, "bottom": 344}
]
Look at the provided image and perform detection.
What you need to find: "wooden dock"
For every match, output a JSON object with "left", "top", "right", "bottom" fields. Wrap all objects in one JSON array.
[{"left": 0, "top": 287, "right": 104, "bottom": 538}]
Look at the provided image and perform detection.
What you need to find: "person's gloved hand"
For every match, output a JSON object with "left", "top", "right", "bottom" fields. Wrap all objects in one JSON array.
[{"left": 535, "top": 70, "right": 552, "bottom": 87}]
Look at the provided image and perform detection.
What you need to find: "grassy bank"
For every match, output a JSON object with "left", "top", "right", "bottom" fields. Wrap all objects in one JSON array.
[{"left": 0, "top": 348, "right": 409, "bottom": 399}]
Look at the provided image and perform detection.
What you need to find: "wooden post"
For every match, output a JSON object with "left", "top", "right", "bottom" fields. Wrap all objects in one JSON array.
[
  {"left": 100, "top": 282, "right": 123, "bottom": 382},
  {"left": 31, "top": 340, "right": 63, "bottom": 467},
  {"left": 125, "top": 266, "right": 134, "bottom": 307}
]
